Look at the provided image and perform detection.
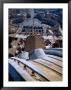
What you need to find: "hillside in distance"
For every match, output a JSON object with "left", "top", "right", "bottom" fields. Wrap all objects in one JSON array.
[{"left": 9, "top": 9, "right": 62, "bottom": 36}]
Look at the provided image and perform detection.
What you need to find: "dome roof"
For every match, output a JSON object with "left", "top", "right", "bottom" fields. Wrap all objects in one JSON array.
[{"left": 22, "top": 18, "right": 42, "bottom": 27}]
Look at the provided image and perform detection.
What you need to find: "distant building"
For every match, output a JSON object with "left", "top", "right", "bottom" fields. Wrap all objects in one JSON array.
[{"left": 24, "top": 35, "right": 44, "bottom": 53}]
